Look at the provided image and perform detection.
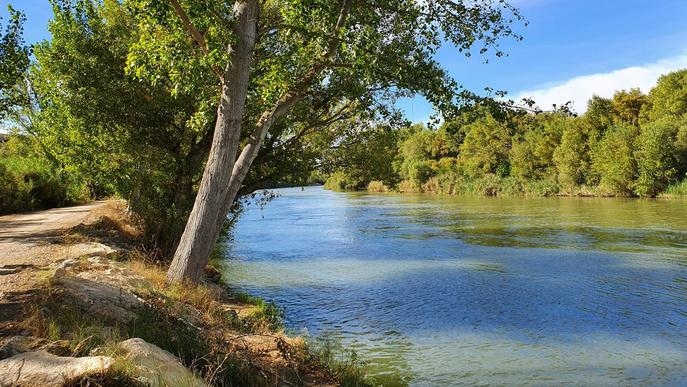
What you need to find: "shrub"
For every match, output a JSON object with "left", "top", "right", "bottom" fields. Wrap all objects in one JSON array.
[
  {"left": 591, "top": 123, "right": 638, "bottom": 195},
  {"left": 366, "top": 180, "right": 389, "bottom": 192},
  {"left": 0, "top": 135, "right": 88, "bottom": 214},
  {"left": 323, "top": 171, "right": 365, "bottom": 191},
  {"left": 634, "top": 119, "right": 679, "bottom": 197}
]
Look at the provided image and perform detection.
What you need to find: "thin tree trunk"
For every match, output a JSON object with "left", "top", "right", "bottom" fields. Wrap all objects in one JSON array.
[{"left": 166, "top": 0, "right": 258, "bottom": 284}]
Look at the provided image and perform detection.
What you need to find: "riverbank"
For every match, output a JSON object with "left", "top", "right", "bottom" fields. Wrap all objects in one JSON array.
[
  {"left": 0, "top": 201, "right": 369, "bottom": 386},
  {"left": 325, "top": 175, "right": 687, "bottom": 199}
]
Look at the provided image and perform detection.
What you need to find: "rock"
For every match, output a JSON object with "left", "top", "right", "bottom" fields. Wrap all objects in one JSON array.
[
  {"left": 0, "top": 336, "right": 46, "bottom": 360},
  {"left": 117, "top": 338, "right": 208, "bottom": 387},
  {"left": 55, "top": 258, "right": 80, "bottom": 271},
  {"left": 0, "top": 350, "right": 113, "bottom": 387},
  {"left": 76, "top": 267, "right": 150, "bottom": 294},
  {"left": 63, "top": 242, "right": 127, "bottom": 261},
  {"left": 50, "top": 272, "right": 144, "bottom": 322}
]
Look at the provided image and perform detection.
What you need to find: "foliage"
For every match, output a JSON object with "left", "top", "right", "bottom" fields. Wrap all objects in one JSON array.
[
  {"left": 633, "top": 118, "right": 685, "bottom": 197},
  {"left": 610, "top": 88, "right": 648, "bottom": 126},
  {"left": 325, "top": 69, "right": 687, "bottom": 198},
  {"left": 553, "top": 119, "right": 591, "bottom": 191},
  {"left": 31, "top": 0, "right": 210, "bottom": 252},
  {"left": 367, "top": 180, "right": 390, "bottom": 193},
  {"left": 591, "top": 123, "right": 638, "bottom": 195},
  {"left": 458, "top": 114, "right": 512, "bottom": 179},
  {"left": 645, "top": 69, "right": 687, "bottom": 121},
  {"left": 321, "top": 120, "right": 406, "bottom": 190},
  {"left": 0, "top": 134, "right": 87, "bottom": 214},
  {"left": 324, "top": 170, "right": 365, "bottom": 192},
  {"left": 0, "top": 5, "right": 30, "bottom": 119}
]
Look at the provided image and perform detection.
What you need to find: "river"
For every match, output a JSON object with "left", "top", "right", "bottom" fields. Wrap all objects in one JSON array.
[{"left": 223, "top": 186, "right": 687, "bottom": 385}]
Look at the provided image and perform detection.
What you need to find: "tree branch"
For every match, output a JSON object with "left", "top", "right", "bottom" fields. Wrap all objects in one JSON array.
[
  {"left": 222, "top": 0, "right": 354, "bottom": 212},
  {"left": 168, "top": 0, "right": 223, "bottom": 79}
]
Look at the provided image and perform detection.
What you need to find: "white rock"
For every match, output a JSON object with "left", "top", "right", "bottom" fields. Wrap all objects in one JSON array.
[
  {"left": 64, "top": 242, "right": 127, "bottom": 261},
  {"left": 51, "top": 272, "right": 143, "bottom": 322},
  {"left": 117, "top": 338, "right": 208, "bottom": 387},
  {"left": 0, "top": 350, "right": 113, "bottom": 387},
  {"left": 55, "top": 258, "right": 80, "bottom": 270}
]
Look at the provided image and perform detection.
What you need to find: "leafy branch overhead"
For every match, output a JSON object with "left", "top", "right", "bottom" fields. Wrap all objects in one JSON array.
[{"left": 127, "top": 0, "right": 525, "bottom": 121}]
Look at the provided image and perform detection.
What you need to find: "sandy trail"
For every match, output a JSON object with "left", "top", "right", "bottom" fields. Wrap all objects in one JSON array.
[{"left": 0, "top": 202, "right": 105, "bottom": 324}]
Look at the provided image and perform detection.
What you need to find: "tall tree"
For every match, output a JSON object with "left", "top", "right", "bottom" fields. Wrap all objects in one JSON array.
[
  {"left": 0, "top": 5, "right": 30, "bottom": 120},
  {"left": 128, "top": 0, "right": 524, "bottom": 283}
]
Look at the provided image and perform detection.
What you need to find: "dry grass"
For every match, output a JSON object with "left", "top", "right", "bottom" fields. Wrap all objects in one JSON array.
[{"left": 62, "top": 200, "right": 143, "bottom": 245}]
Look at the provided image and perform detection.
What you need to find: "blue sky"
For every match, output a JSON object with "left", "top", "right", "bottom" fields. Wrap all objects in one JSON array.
[{"left": 3, "top": 0, "right": 687, "bottom": 120}]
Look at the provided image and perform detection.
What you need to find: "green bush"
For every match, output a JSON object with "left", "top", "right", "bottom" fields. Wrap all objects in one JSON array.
[
  {"left": 0, "top": 135, "right": 88, "bottom": 214},
  {"left": 323, "top": 171, "right": 365, "bottom": 191},
  {"left": 634, "top": 119, "right": 680, "bottom": 197},
  {"left": 591, "top": 123, "right": 638, "bottom": 195}
]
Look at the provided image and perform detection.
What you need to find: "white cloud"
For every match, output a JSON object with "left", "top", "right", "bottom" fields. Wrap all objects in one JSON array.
[{"left": 513, "top": 53, "right": 687, "bottom": 113}]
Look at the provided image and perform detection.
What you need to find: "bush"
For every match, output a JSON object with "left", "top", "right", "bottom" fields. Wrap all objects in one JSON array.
[
  {"left": 323, "top": 171, "right": 365, "bottom": 191},
  {"left": 366, "top": 180, "right": 389, "bottom": 192},
  {"left": 591, "top": 123, "right": 638, "bottom": 195},
  {"left": 634, "top": 119, "right": 679, "bottom": 197},
  {"left": 0, "top": 135, "right": 88, "bottom": 214}
]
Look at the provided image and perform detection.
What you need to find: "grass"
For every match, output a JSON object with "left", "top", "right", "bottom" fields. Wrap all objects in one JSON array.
[
  {"left": 662, "top": 179, "right": 687, "bottom": 197},
  {"left": 305, "top": 334, "right": 373, "bottom": 387},
  {"left": 302, "top": 334, "right": 409, "bottom": 387},
  {"left": 23, "top": 287, "right": 258, "bottom": 386}
]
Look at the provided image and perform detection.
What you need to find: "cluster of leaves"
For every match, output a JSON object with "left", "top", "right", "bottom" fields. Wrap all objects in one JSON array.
[
  {"left": 0, "top": 5, "right": 29, "bottom": 119},
  {"left": 326, "top": 70, "right": 687, "bottom": 198}
]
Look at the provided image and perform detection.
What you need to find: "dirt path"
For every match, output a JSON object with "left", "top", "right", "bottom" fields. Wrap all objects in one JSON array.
[{"left": 0, "top": 202, "right": 105, "bottom": 324}]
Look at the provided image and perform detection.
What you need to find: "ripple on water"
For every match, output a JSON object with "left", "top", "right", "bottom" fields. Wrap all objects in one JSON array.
[{"left": 226, "top": 187, "right": 687, "bottom": 385}]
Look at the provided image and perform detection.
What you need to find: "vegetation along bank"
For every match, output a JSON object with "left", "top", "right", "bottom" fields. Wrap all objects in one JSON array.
[{"left": 323, "top": 70, "right": 687, "bottom": 199}]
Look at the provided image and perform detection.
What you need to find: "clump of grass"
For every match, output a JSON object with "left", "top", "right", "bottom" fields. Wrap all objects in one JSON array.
[
  {"left": 232, "top": 292, "right": 284, "bottom": 333},
  {"left": 63, "top": 367, "right": 145, "bottom": 387},
  {"left": 24, "top": 287, "right": 257, "bottom": 386},
  {"left": 304, "top": 334, "right": 374, "bottom": 387},
  {"left": 63, "top": 201, "right": 143, "bottom": 245},
  {"left": 662, "top": 179, "right": 687, "bottom": 196}
]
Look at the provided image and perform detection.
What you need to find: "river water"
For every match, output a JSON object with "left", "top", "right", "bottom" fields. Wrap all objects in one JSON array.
[{"left": 223, "top": 186, "right": 687, "bottom": 385}]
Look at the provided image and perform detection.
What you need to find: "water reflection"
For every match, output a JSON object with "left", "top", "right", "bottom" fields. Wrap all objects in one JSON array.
[{"left": 225, "top": 187, "right": 687, "bottom": 385}]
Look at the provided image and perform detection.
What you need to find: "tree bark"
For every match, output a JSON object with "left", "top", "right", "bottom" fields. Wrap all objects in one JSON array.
[{"left": 166, "top": 0, "right": 258, "bottom": 284}]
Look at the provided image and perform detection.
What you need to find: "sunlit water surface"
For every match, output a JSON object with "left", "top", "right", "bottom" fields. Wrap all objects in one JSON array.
[{"left": 224, "top": 186, "right": 687, "bottom": 385}]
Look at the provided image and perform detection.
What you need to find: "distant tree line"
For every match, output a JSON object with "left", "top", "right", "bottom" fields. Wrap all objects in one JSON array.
[{"left": 324, "top": 69, "right": 687, "bottom": 198}]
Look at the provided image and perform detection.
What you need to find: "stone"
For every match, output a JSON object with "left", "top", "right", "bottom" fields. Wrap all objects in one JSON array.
[
  {"left": 55, "top": 259, "right": 80, "bottom": 271},
  {"left": 63, "top": 242, "right": 127, "bottom": 261},
  {"left": 50, "top": 271, "right": 144, "bottom": 322},
  {"left": 0, "top": 350, "right": 113, "bottom": 387},
  {"left": 0, "top": 336, "right": 46, "bottom": 360},
  {"left": 117, "top": 338, "right": 208, "bottom": 387}
]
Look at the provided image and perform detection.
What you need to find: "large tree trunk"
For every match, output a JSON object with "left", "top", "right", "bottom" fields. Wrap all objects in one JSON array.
[
  {"left": 166, "top": 0, "right": 258, "bottom": 284},
  {"left": 166, "top": 0, "right": 352, "bottom": 284}
]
